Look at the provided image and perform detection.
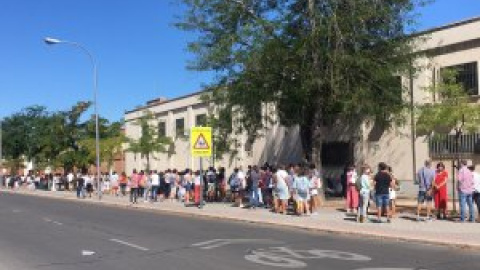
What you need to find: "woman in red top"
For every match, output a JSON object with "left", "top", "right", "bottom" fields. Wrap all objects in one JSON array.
[{"left": 433, "top": 162, "right": 448, "bottom": 219}]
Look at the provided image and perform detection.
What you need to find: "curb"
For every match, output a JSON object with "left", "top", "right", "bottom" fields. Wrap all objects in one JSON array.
[{"left": 4, "top": 190, "right": 479, "bottom": 251}]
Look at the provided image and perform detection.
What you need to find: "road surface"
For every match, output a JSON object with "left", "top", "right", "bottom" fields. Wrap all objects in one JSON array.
[{"left": 0, "top": 192, "right": 478, "bottom": 270}]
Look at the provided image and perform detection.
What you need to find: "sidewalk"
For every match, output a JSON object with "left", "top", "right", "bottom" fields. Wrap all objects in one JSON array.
[{"left": 4, "top": 189, "right": 480, "bottom": 250}]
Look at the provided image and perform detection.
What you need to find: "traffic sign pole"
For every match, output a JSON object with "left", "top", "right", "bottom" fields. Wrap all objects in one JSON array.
[
  {"left": 199, "top": 157, "right": 204, "bottom": 208},
  {"left": 190, "top": 126, "right": 212, "bottom": 209}
]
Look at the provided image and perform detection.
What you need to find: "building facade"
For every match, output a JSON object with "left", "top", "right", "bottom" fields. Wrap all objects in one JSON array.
[{"left": 125, "top": 17, "right": 480, "bottom": 184}]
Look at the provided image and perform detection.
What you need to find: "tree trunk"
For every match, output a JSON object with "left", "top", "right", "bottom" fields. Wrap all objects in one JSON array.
[
  {"left": 307, "top": 0, "right": 324, "bottom": 170},
  {"left": 146, "top": 155, "right": 150, "bottom": 172}
]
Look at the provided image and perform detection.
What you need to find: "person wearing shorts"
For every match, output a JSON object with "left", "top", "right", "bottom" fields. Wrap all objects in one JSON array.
[
  {"left": 416, "top": 159, "right": 435, "bottom": 221},
  {"left": 373, "top": 162, "right": 392, "bottom": 223}
]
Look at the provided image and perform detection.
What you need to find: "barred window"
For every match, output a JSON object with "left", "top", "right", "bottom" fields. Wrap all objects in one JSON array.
[
  {"left": 158, "top": 122, "right": 166, "bottom": 137},
  {"left": 175, "top": 118, "right": 185, "bottom": 137},
  {"left": 441, "top": 62, "right": 478, "bottom": 95}
]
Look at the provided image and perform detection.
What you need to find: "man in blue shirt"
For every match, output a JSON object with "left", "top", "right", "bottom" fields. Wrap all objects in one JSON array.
[{"left": 416, "top": 159, "right": 436, "bottom": 221}]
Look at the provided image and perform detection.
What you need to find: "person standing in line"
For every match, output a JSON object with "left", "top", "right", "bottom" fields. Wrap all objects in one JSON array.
[
  {"left": 143, "top": 171, "right": 152, "bottom": 202},
  {"left": 472, "top": 165, "right": 480, "bottom": 223},
  {"left": 183, "top": 169, "right": 193, "bottom": 206},
  {"left": 66, "top": 171, "right": 74, "bottom": 191},
  {"left": 206, "top": 167, "right": 217, "bottom": 202},
  {"left": 85, "top": 174, "right": 94, "bottom": 198},
  {"left": 111, "top": 171, "right": 119, "bottom": 197},
  {"left": 458, "top": 162, "right": 475, "bottom": 222},
  {"left": 236, "top": 167, "right": 246, "bottom": 208},
  {"left": 293, "top": 166, "right": 311, "bottom": 216},
  {"left": 119, "top": 172, "right": 128, "bottom": 196},
  {"left": 357, "top": 165, "right": 372, "bottom": 223},
  {"left": 433, "top": 162, "right": 448, "bottom": 220},
  {"left": 275, "top": 165, "right": 290, "bottom": 214},
  {"left": 387, "top": 167, "right": 398, "bottom": 218},
  {"left": 151, "top": 170, "right": 160, "bottom": 202},
  {"left": 345, "top": 165, "right": 359, "bottom": 214},
  {"left": 137, "top": 171, "right": 145, "bottom": 199},
  {"left": 217, "top": 167, "right": 227, "bottom": 202},
  {"left": 130, "top": 169, "right": 139, "bottom": 204},
  {"left": 177, "top": 171, "right": 186, "bottom": 202},
  {"left": 229, "top": 168, "right": 241, "bottom": 206},
  {"left": 416, "top": 159, "right": 436, "bottom": 222},
  {"left": 193, "top": 170, "right": 202, "bottom": 206},
  {"left": 168, "top": 169, "right": 178, "bottom": 201},
  {"left": 76, "top": 173, "right": 85, "bottom": 199},
  {"left": 249, "top": 166, "right": 261, "bottom": 209},
  {"left": 308, "top": 167, "right": 322, "bottom": 215},
  {"left": 373, "top": 162, "right": 393, "bottom": 223}
]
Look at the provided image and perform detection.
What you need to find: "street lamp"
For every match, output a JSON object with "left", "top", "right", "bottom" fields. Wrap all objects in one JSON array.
[
  {"left": 44, "top": 37, "right": 102, "bottom": 200},
  {"left": 0, "top": 119, "right": 3, "bottom": 187}
]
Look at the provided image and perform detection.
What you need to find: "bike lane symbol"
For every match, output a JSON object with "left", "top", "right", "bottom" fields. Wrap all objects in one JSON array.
[{"left": 244, "top": 247, "right": 371, "bottom": 268}]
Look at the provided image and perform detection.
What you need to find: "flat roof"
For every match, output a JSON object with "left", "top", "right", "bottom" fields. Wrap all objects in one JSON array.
[{"left": 124, "top": 89, "right": 205, "bottom": 115}]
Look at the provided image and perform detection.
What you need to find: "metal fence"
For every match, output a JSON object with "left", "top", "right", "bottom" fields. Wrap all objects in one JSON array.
[{"left": 429, "top": 133, "right": 480, "bottom": 158}]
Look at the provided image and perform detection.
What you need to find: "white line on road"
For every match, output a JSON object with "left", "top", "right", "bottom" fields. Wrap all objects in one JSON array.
[
  {"left": 43, "top": 218, "right": 63, "bottom": 226},
  {"left": 109, "top": 239, "right": 150, "bottom": 251},
  {"left": 192, "top": 239, "right": 283, "bottom": 250}
]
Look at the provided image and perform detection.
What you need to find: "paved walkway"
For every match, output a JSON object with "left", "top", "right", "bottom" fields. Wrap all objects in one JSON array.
[{"left": 4, "top": 188, "right": 480, "bottom": 250}]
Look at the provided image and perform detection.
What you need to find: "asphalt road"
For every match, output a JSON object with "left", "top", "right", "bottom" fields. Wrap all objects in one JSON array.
[{"left": 0, "top": 192, "right": 478, "bottom": 270}]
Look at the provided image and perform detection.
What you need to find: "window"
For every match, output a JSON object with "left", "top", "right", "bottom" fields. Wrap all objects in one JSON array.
[
  {"left": 441, "top": 62, "right": 478, "bottom": 95},
  {"left": 195, "top": 114, "right": 207, "bottom": 126},
  {"left": 175, "top": 118, "right": 185, "bottom": 137},
  {"left": 158, "top": 122, "right": 166, "bottom": 137},
  {"left": 321, "top": 142, "right": 353, "bottom": 166}
]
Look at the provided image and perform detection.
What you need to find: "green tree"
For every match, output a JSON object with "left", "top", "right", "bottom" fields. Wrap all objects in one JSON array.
[
  {"left": 416, "top": 69, "right": 480, "bottom": 213},
  {"left": 1, "top": 106, "right": 51, "bottom": 173},
  {"left": 416, "top": 69, "right": 480, "bottom": 136},
  {"left": 126, "top": 111, "right": 173, "bottom": 171},
  {"left": 178, "top": 0, "right": 428, "bottom": 164},
  {"left": 79, "top": 120, "right": 125, "bottom": 172}
]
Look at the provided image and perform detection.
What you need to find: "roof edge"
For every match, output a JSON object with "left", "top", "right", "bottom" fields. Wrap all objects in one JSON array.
[
  {"left": 125, "top": 89, "right": 207, "bottom": 115},
  {"left": 410, "top": 16, "right": 480, "bottom": 38}
]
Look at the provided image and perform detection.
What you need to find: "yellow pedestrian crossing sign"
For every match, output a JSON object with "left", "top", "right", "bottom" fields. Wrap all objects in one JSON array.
[{"left": 191, "top": 127, "right": 212, "bottom": 157}]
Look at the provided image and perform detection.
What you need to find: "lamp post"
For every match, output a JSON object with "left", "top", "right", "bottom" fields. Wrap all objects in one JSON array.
[{"left": 44, "top": 37, "right": 102, "bottom": 200}]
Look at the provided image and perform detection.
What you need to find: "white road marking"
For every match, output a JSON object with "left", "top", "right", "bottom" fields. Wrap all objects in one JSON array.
[
  {"left": 192, "top": 239, "right": 282, "bottom": 250},
  {"left": 356, "top": 268, "right": 423, "bottom": 270},
  {"left": 81, "top": 250, "right": 95, "bottom": 256},
  {"left": 244, "top": 247, "right": 372, "bottom": 268},
  {"left": 110, "top": 238, "right": 149, "bottom": 251},
  {"left": 12, "top": 209, "right": 22, "bottom": 213},
  {"left": 43, "top": 218, "right": 62, "bottom": 225}
]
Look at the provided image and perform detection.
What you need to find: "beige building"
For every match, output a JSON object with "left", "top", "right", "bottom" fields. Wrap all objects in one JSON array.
[{"left": 125, "top": 17, "right": 480, "bottom": 187}]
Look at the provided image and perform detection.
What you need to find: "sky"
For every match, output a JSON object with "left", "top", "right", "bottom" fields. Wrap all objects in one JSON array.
[{"left": 0, "top": 0, "right": 479, "bottom": 122}]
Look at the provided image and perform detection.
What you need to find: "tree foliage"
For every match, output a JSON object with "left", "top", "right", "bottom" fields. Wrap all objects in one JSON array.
[
  {"left": 178, "top": 0, "right": 428, "bottom": 163},
  {"left": 416, "top": 69, "right": 480, "bottom": 136},
  {"left": 1, "top": 102, "right": 124, "bottom": 173},
  {"left": 125, "top": 111, "right": 174, "bottom": 171}
]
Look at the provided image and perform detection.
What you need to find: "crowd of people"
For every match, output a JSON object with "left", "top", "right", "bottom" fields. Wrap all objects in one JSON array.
[{"left": 2, "top": 159, "right": 480, "bottom": 223}]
